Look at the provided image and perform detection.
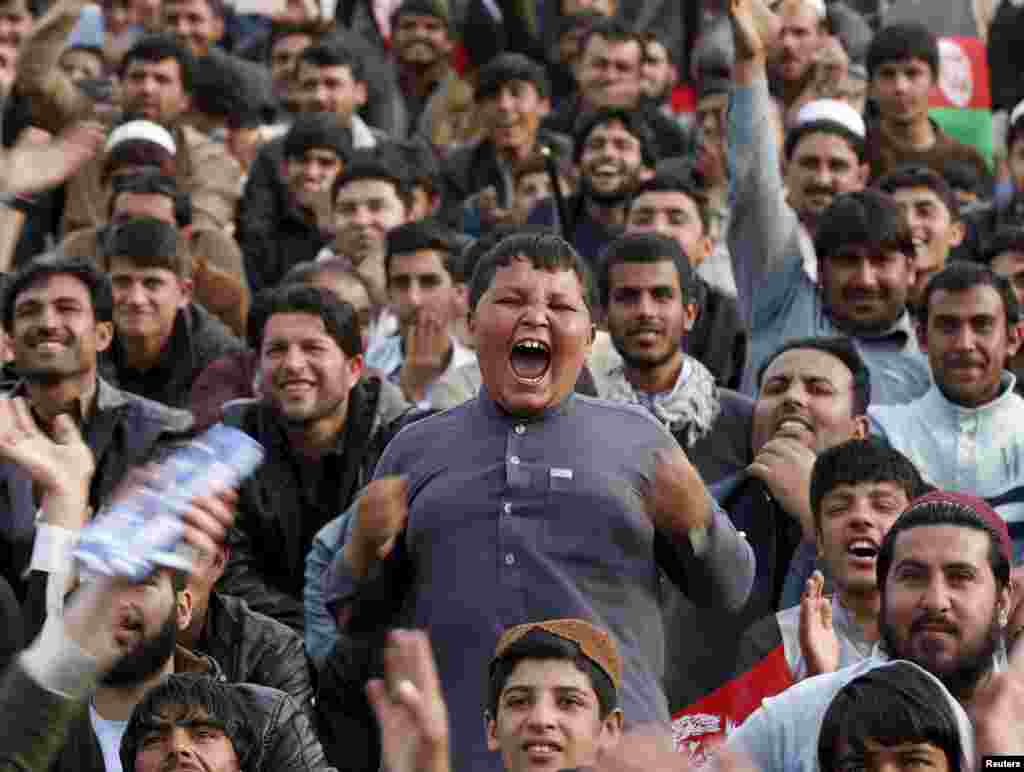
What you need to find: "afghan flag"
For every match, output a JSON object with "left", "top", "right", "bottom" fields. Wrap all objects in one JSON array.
[
  {"left": 930, "top": 36, "right": 993, "bottom": 168},
  {"left": 670, "top": 644, "right": 793, "bottom": 766}
]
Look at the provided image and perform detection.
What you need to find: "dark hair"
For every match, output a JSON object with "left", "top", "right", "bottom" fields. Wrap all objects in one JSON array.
[
  {"left": 385, "top": 219, "right": 459, "bottom": 284},
  {"left": 877, "top": 498, "right": 1012, "bottom": 592},
  {"left": 639, "top": 29, "right": 677, "bottom": 68},
  {"left": 385, "top": 139, "right": 441, "bottom": 195},
  {"left": 875, "top": 164, "right": 961, "bottom": 221},
  {"left": 100, "top": 216, "right": 189, "bottom": 278},
  {"left": 456, "top": 225, "right": 541, "bottom": 285},
  {"left": 3, "top": 253, "right": 114, "bottom": 329},
  {"left": 810, "top": 438, "right": 927, "bottom": 531},
  {"left": 282, "top": 257, "right": 373, "bottom": 301},
  {"left": 628, "top": 172, "right": 710, "bottom": 234},
  {"left": 814, "top": 190, "right": 915, "bottom": 263},
  {"left": 268, "top": 19, "right": 322, "bottom": 59},
  {"left": 818, "top": 663, "right": 965, "bottom": 772},
  {"left": 247, "top": 284, "right": 362, "bottom": 358},
  {"left": 867, "top": 23, "right": 939, "bottom": 81},
  {"left": 330, "top": 150, "right": 414, "bottom": 209},
  {"left": 390, "top": 0, "right": 449, "bottom": 31},
  {"left": 109, "top": 171, "right": 192, "bottom": 228},
  {"left": 487, "top": 629, "right": 617, "bottom": 721},
  {"left": 282, "top": 112, "right": 351, "bottom": 162},
  {"left": 120, "top": 34, "right": 196, "bottom": 93},
  {"left": 784, "top": 121, "right": 865, "bottom": 163},
  {"left": 921, "top": 261, "right": 1020, "bottom": 326},
  {"left": 757, "top": 336, "right": 872, "bottom": 415},
  {"left": 189, "top": 56, "right": 263, "bottom": 128},
  {"left": 983, "top": 226, "right": 1024, "bottom": 266},
  {"left": 578, "top": 17, "right": 641, "bottom": 64},
  {"left": 573, "top": 107, "right": 658, "bottom": 169},
  {"left": 939, "top": 159, "right": 993, "bottom": 202},
  {"left": 297, "top": 42, "right": 365, "bottom": 83},
  {"left": 120, "top": 674, "right": 257, "bottom": 770},
  {"left": 468, "top": 232, "right": 596, "bottom": 314},
  {"left": 476, "top": 53, "right": 550, "bottom": 101},
  {"left": 597, "top": 231, "right": 699, "bottom": 308}
]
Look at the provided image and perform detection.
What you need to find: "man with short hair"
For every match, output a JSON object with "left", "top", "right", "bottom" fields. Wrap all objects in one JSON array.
[
  {"left": 871, "top": 262, "right": 1024, "bottom": 560},
  {"left": 217, "top": 284, "right": 415, "bottom": 630},
  {"left": 875, "top": 165, "right": 965, "bottom": 310},
  {"left": 244, "top": 113, "right": 348, "bottom": 293},
  {"left": 639, "top": 32, "right": 680, "bottom": 121},
  {"left": 728, "top": 1, "right": 928, "bottom": 405},
  {"left": 727, "top": 490, "right": 1021, "bottom": 772},
  {"left": 368, "top": 219, "right": 475, "bottom": 407},
  {"left": 266, "top": 21, "right": 317, "bottom": 111},
  {"left": 98, "top": 217, "right": 244, "bottom": 409},
  {"left": 625, "top": 173, "right": 746, "bottom": 390},
  {"left": 542, "top": 19, "right": 688, "bottom": 161},
  {"left": 864, "top": 23, "right": 989, "bottom": 184},
  {"left": 0, "top": 255, "right": 191, "bottom": 596},
  {"left": 15, "top": 22, "right": 242, "bottom": 233},
  {"left": 770, "top": 0, "right": 828, "bottom": 115},
  {"left": 325, "top": 231, "right": 754, "bottom": 772},
  {"left": 529, "top": 108, "right": 656, "bottom": 264},
  {"left": 984, "top": 227, "right": 1024, "bottom": 395}
]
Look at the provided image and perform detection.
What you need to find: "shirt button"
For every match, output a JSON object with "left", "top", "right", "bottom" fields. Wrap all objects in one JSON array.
[
  {"left": 514, "top": 424, "right": 525, "bottom": 435},
  {"left": 503, "top": 502, "right": 512, "bottom": 515},
  {"left": 509, "top": 455, "right": 520, "bottom": 465},
  {"left": 505, "top": 553, "right": 515, "bottom": 565}
]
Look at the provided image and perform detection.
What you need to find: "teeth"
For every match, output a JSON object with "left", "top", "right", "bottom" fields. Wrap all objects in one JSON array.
[
  {"left": 525, "top": 744, "right": 559, "bottom": 753},
  {"left": 515, "top": 340, "right": 548, "bottom": 352},
  {"left": 778, "top": 419, "right": 810, "bottom": 430}
]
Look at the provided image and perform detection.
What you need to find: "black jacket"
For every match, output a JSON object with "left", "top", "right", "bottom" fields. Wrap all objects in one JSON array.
[
  {"left": 198, "top": 592, "right": 315, "bottom": 718},
  {"left": 217, "top": 377, "right": 413, "bottom": 631},
  {"left": 101, "top": 303, "right": 245, "bottom": 410},
  {"left": 688, "top": 279, "right": 747, "bottom": 391}
]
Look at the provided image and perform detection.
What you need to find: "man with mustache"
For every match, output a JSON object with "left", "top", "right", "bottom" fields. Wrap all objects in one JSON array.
[
  {"left": 730, "top": 0, "right": 930, "bottom": 406},
  {"left": 728, "top": 490, "right": 1024, "bottom": 772},
  {"left": 528, "top": 107, "right": 656, "bottom": 265},
  {"left": 870, "top": 262, "right": 1024, "bottom": 561},
  {"left": 769, "top": 0, "right": 828, "bottom": 117}
]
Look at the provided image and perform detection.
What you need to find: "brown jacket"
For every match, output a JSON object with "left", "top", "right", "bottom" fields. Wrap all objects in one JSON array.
[
  {"left": 14, "top": 0, "right": 242, "bottom": 233},
  {"left": 865, "top": 117, "right": 991, "bottom": 185}
]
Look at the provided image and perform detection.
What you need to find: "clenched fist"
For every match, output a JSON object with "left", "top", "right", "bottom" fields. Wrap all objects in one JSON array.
[{"left": 346, "top": 476, "right": 410, "bottom": 579}]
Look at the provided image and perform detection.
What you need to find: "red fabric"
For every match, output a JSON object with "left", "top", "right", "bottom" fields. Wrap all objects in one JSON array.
[
  {"left": 671, "top": 644, "right": 794, "bottom": 766},
  {"left": 929, "top": 36, "right": 991, "bottom": 110},
  {"left": 670, "top": 84, "right": 697, "bottom": 115}
]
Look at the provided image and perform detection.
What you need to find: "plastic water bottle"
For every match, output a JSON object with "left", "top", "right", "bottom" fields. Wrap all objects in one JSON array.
[{"left": 74, "top": 424, "right": 264, "bottom": 580}]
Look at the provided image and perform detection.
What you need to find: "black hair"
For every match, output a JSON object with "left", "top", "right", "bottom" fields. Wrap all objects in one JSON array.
[
  {"left": 384, "top": 139, "right": 441, "bottom": 195},
  {"left": 3, "top": 253, "right": 114, "bottom": 328},
  {"left": 390, "top": 0, "right": 449, "bottom": 31},
  {"left": 578, "top": 17, "right": 641, "bottom": 65},
  {"left": 939, "top": 158, "right": 993, "bottom": 202},
  {"left": 628, "top": 172, "right": 710, "bottom": 234},
  {"left": 247, "top": 284, "right": 363, "bottom": 358},
  {"left": 784, "top": 121, "right": 865, "bottom": 163},
  {"left": 282, "top": 257, "right": 373, "bottom": 302},
  {"left": 385, "top": 219, "right": 459, "bottom": 284},
  {"left": 875, "top": 164, "right": 961, "bottom": 221},
  {"left": 984, "top": 226, "right": 1024, "bottom": 266},
  {"left": 109, "top": 170, "right": 192, "bottom": 228},
  {"left": 282, "top": 112, "right": 351, "bottom": 163},
  {"left": 330, "top": 149, "right": 414, "bottom": 210},
  {"left": 596, "top": 231, "right": 699, "bottom": 308},
  {"left": 468, "top": 232, "right": 596, "bottom": 314},
  {"left": 120, "top": 674, "right": 257, "bottom": 770},
  {"left": 813, "top": 190, "right": 915, "bottom": 263},
  {"left": 455, "top": 225, "right": 543, "bottom": 285},
  {"left": 573, "top": 107, "right": 658, "bottom": 169},
  {"left": 120, "top": 34, "right": 196, "bottom": 93},
  {"left": 487, "top": 629, "right": 618, "bottom": 721},
  {"left": 757, "top": 336, "right": 872, "bottom": 415},
  {"left": 877, "top": 499, "right": 1011, "bottom": 593},
  {"left": 921, "top": 261, "right": 1020, "bottom": 326},
  {"left": 297, "top": 41, "right": 365, "bottom": 83},
  {"left": 818, "top": 663, "right": 965, "bottom": 772},
  {"left": 810, "top": 438, "right": 928, "bottom": 530},
  {"left": 867, "top": 23, "right": 939, "bottom": 81},
  {"left": 476, "top": 53, "right": 550, "bottom": 101},
  {"left": 189, "top": 56, "right": 263, "bottom": 128},
  {"left": 100, "top": 216, "right": 187, "bottom": 277}
]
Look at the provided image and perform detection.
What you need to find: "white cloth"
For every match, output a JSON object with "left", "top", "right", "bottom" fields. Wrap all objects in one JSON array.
[{"left": 90, "top": 704, "right": 129, "bottom": 772}]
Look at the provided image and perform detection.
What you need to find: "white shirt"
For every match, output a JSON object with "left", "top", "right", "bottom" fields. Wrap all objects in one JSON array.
[{"left": 90, "top": 703, "right": 129, "bottom": 772}]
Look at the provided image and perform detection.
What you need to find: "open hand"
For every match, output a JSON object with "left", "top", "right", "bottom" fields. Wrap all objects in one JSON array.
[
  {"left": 401, "top": 313, "right": 450, "bottom": 402},
  {"left": 0, "top": 396, "right": 94, "bottom": 496},
  {"left": 799, "top": 570, "right": 839, "bottom": 677}
]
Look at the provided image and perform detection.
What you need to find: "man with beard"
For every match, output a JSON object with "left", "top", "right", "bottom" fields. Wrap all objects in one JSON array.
[
  {"left": 0, "top": 255, "right": 192, "bottom": 599},
  {"left": 14, "top": 22, "right": 241, "bottom": 233},
  {"left": 871, "top": 263, "right": 1024, "bottom": 561},
  {"left": 324, "top": 231, "right": 754, "bottom": 772},
  {"left": 770, "top": 0, "right": 828, "bottom": 117},
  {"left": 639, "top": 33, "right": 682, "bottom": 125},
  {"left": 216, "top": 284, "right": 418, "bottom": 631},
  {"left": 528, "top": 108, "right": 656, "bottom": 265},
  {"left": 727, "top": 490, "right": 1022, "bottom": 772},
  {"left": 730, "top": 0, "right": 928, "bottom": 406}
]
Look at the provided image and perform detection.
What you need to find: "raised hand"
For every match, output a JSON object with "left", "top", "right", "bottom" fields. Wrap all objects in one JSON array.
[
  {"left": 366, "top": 629, "right": 451, "bottom": 772},
  {"left": 968, "top": 615, "right": 1024, "bottom": 756},
  {"left": 799, "top": 570, "right": 840, "bottom": 677},
  {"left": 644, "top": 445, "right": 714, "bottom": 535},
  {"left": 2, "top": 121, "right": 106, "bottom": 195},
  {"left": 400, "top": 312, "right": 451, "bottom": 403},
  {"left": 346, "top": 477, "right": 410, "bottom": 578},
  {"left": 730, "top": 0, "right": 778, "bottom": 63}
]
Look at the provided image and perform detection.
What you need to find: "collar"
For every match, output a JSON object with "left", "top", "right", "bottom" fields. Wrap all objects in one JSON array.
[
  {"left": 9, "top": 376, "right": 114, "bottom": 426},
  {"left": 831, "top": 595, "right": 878, "bottom": 658},
  {"left": 601, "top": 353, "right": 721, "bottom": 446},
  {"left": 476, "top": 383, "right": 577, "bottom": 424},
  {"left": 924, "top": 371, "right": 1019, "bottom": 415},
  {"left": 350, "top": 114, "right": 378, "bottom": 149},
  {"left": 112, "top": 306, "right": 193, "bottom": 380},
  {"left": 829, "top": 309, "right": 915, "bottom": 347}
]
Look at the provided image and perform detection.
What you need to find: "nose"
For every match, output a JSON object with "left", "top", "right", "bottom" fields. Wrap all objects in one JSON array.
[
  {"left": 635, "top": 290, "right": 659, "bottom": 318},
  {"left": 351, "top": 205, "right": 372, "bottom": 226},
  {"left": 851, "top": 259, "right": 879, "bottom": 288},
  {"left": 525, "top": 696, "right": 558, "bottom": 730},
  {"left": 167, "top": 727, "right": 193, "bottom": 752},
  {"left": 919, "top": 575, "right": 952, "bottom": 614},
  {"left": 280, "top": 343, "right": 307, "bottom": 371},
  {"left": 952, "top": 323, "right": 976, "bottom": 351},
  {"left": 496, "top": 88, "right": 515, "bottom": 111}
]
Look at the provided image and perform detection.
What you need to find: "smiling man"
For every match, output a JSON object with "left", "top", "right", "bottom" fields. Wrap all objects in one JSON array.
[
  {"left": 325, "top": 231, "right": 754, "bottom": 772},
  {"left": 870, "top": 262, "right": 1024, "bottom": 560}
]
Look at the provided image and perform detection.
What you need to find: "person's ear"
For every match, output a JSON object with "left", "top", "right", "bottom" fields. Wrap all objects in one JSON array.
[
  {"left": 599, "top": 708, "right": 624, "bottom": 750},
  {"left": 683, "top": 302, "right": 698, "bottom": 332},
  {"left": 916, "top": 315, "right": 929, "bottom": 354},
  {"left": 537, "top": 96, "right": 551, "bottom": 119},
  {"left": 1007, "top": 317, "right": 1022, "bottom": 360},
  {"left": 852, "top": 415, "right": 868, "bottom": 440},
  {"left": 95, "top": 320, "right": 115, "bottom": 353},
  {"left": 949, "top": 218, "right": 965, "bottom": 248},
  {"left": 485, "top": 711, "right": 500, "bottom": 751},
  {"left": 856, "top": 162, "right": 869, "bottom": 188},
  {"left": 178, "top": 277, "right": 194, "bottom": 307},
  {"left": 176, "top": 585, "right": 194, "bottom": 631},
  {"left": 212, "top": 14, "right": 224, "bottom": 42},
  {"left": 347, "top": 352, "right": 365, "bottom": 382},
  {"left": 355, "top": 80, "right": 368, "bottom": 108}
]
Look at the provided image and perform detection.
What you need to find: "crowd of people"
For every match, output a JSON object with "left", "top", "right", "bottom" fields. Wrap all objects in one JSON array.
[{"left": 0, "top": 0, "right": 1023, "bottom": 769}]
